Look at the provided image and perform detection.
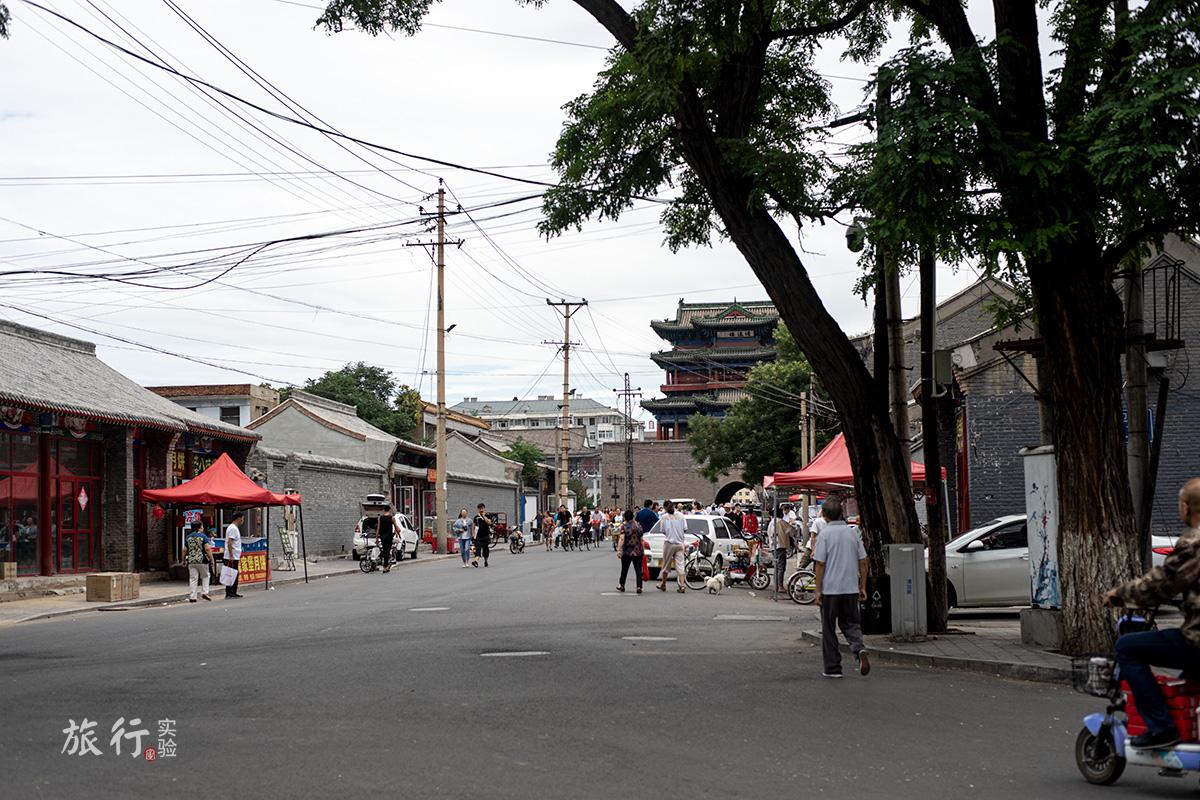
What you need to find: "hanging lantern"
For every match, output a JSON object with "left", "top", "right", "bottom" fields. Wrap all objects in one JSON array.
[{"left": 152, "top": 505, "right": 165, "bottom": 520}]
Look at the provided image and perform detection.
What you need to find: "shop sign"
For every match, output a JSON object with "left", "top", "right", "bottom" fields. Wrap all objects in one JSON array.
[
  {"left": 210, "top": 536, "right": 270, "bottom": 585},
  {"left": 182, "top": 508, "right": 204, "bottom": 525}
]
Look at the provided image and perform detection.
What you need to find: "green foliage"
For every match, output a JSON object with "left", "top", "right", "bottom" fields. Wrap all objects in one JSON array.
[
  {"left": 302, "top": 362, "right": 422, "bottom": 440},
  {"left": 502, "top": 440, "right": 547, "bottom": 487},
  {"left": 688, "top": 323, "right": 837, "bottom": 484},
  {"left": 567, "top": 478, "right": 597, "bottom": 510}
]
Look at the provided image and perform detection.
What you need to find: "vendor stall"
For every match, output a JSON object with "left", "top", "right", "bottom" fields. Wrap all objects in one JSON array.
[{"left": 142, "top": 453, "right": 305, "bottom": 586}]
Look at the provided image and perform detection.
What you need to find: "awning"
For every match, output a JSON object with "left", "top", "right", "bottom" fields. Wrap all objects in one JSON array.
[
  {"left": 143, "top": 453, "right": 301, "bottom": 506},
  {"left": 771, "top": 433, "right": 944, "bottom": 490}
]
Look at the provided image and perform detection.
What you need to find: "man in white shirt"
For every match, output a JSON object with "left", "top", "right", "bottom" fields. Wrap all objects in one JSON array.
[
  {"left": 656, "top": 500, "right": 688, "bottom": 593},
  {"left": 812, "top": 496, "right": 869, "bottom": 678},
  {"left": 223, "top": 511, "right": 246, "bottom": 599}
]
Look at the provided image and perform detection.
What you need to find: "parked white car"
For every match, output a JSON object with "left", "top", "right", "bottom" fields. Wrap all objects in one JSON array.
[
  {"left": 352, "top": 499, "right": 419, "bottom": 561},
  {"left": 642, "top": 514, "right": 770, "bottom": 576},
  {"left": 942, "top": 515, "right": 1178, "bottom": 608}
]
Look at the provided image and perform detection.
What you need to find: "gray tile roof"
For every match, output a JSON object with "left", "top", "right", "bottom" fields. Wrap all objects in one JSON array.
[
  {"left": 0, "top": 320, "right": 257, "bottom": 441},
  {"left": 248, "top": 390, "right": 434, "bottom": 455},
  {"left": 450, "top": 396, "right": 620, "bottom": 417}
]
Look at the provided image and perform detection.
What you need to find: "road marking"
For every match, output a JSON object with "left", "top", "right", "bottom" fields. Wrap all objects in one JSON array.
[
  {"left": 622, "top": 636, "right": 677, "bottom": 642},
  {"left": 408, "top": 607, "right": 450, "bottom": 612},
  {"left": 713, "top": 614, "right": 791, "bottom": 622},
  {"left": 600, "top": 592, "right": 636, "bottom": 596},
  {"left": 480, "top": 651, "right": 550, "bottom": 658}
]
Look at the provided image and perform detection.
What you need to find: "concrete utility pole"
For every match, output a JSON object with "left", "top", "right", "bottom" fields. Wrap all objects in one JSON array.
[
  {"left": 545, "top": 299, "right": 587, "bottom": 509},
  {"left": 1125, "top": 262, "right": 1150, "bottom": 569},
  {"left": 800, "top": 391, "right": 810, "bottom": 537},
  {"left": 920, "top": 245, "right": 948, "bottom": 632},
  {"left": 878, "top": 75, "right": 910, "bottom": 457},
  {"left": 434, "top": 184, "right": 449, "bottom": 556},
  {"left": 615, "top": 373, "right": 642, "bottom": 509}
]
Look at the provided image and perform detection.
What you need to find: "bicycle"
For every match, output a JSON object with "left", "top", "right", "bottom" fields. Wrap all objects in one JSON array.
[
  {"left": 682, "top": 536, "right": 717, "bottom": 591},
  {"left": 508, "top": 532, "right": 526, "bottom": 554},
  {"left": 786, "top": 568, "right": 817, "bottom": 604}
]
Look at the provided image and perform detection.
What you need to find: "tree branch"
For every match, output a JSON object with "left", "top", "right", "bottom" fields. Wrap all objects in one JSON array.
[
  {"left": 1101, "top": 219, "right": 1191, "bottom": 272},
  {"left": 572, "top": 0, "right": 637, "bottom": 50},
  {"left": 769, "top": 0, "right": 871, "bottom": 40},
  {"left": 1051, "top": 0, "right": 1107, "bottom": 131},
  {"left": 897, "top": 0, "right": 998, "bottom": 116}
]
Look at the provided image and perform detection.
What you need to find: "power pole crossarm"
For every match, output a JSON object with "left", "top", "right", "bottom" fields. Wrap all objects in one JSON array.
[{"left": 614, "top": 373, "right": 642, "bottom": 510}]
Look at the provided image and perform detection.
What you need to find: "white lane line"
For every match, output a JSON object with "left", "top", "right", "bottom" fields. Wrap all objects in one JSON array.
[
  {"left": 408, "top": 607, "right": 450, "bottom": 612},
  {"left": 600, "top": 592, "right": 634, "bottom": 596},
  {"left": 480, "top": 651, "right": 550, "bottom": 658},
  {"left": 713, "top": 614, "right": 791, "bottom": 622},
  {"left": 622, "top": 636, "right": 677, "bottom": 642}
]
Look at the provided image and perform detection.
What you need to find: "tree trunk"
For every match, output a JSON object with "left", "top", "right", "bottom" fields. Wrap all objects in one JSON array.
[
  {"left": 1030, "top": 252, "right": 1141, "bottom": 654},
  {"left": 676, "top": 151, "right": 922, "bottom": 575}
]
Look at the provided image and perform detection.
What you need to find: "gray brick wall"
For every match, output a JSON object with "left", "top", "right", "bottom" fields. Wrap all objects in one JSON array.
[
  {"left": 446, "top": 480, "right": 518, "bottom": 535},
  {"left": 101, "top": 424, "right": 134, "bottom": 572},
  {"left": 600, "top": 441, "right": 734, "bottom": 510},
  {"left": 961, "top": 392, "right": 1042, "bottom": 528},
  {"left": 246, "top": 448, "right": 384, "bottom": 557}
]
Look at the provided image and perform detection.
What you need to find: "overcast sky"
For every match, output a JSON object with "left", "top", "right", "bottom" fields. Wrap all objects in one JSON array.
[{"left": 0, "top": 0, "right": 983, "bottom": 421}]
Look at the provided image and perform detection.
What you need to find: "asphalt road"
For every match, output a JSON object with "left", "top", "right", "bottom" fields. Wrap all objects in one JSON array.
[{"left": 0, "top": 545, "right": 1184, "bottom": 799}]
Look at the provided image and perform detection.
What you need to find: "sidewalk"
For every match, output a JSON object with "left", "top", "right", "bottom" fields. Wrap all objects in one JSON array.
[
  {"left": 799, "top": 614, "right": 1072, "bottom": 683},
  {"left": 0, "top": 552, "right": 456, "bottom": 626}
]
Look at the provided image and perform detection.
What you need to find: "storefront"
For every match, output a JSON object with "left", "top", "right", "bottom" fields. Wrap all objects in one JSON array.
[{"left": 0, "top": 319, "right": 259, "bottom": 577}]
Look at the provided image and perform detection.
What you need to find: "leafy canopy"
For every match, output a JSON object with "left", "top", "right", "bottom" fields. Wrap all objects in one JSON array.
[
  {"left": 688, "top": 323, "right": 836, "bottom": 484},
  {"left": 502, "top": 440, "right": 547, "bottom": 486},
  {"left": 298, "top": 362, "right": 423, "bottom": 440}
]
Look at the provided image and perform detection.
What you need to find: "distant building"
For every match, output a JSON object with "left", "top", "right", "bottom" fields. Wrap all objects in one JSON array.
[
  {"left": 419, "top": 400, "right": 490, "bottom": 443},
  {"left": 450, "top": 396, "right": 641, "bottom": 448},
  {"left": 641, "top": 299, "right": 780, "bottom": 440},
  {"left": 147, "top": 383, "right": 280, "bottom": 427}
]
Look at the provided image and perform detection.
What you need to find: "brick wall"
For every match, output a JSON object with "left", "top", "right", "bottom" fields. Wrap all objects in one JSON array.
[
  {"left": 101, "top": 424, "right": 134, "bottom": 572},
  {"left": 600, "top": 441, "right": 734, "bottom": 510},
  {"left": 961, "top": 392, "right": 1042, "bottom": 528},
  {"left": 247, "top": 447, "right": 384, "bottom": 557}
]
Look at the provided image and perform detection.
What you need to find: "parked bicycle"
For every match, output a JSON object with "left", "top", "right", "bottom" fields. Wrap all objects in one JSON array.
[
  {"left": 509, "top": 531, "right": 525, "bottom": 554},
  {"left": 682, "top": 536, "right": 717, "bottom": 591},
  {"left": 786, "top": 568, "right": 817, "bottom": 604}
]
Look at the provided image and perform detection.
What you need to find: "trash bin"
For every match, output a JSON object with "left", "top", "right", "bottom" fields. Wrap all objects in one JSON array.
[
  {"left": 860, "top": 573, "right": 891, "bottom": 635},
  {"left": 446, "top": 538, "right": 458, "bottom": 554}
]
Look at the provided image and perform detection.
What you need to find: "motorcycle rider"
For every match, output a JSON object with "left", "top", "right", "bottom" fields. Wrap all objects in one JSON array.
[{"left": 1105, "top": 477, "right": 1200, "bottom": 748}]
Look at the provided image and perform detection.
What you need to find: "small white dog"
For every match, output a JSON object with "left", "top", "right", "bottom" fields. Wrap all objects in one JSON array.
[{"left": 705, "top": 573, "right": 726, "bottom": 595}]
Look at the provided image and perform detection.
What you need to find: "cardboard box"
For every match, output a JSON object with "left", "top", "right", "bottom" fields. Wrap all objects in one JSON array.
[
  {"left": 0, "top": 562, "right": 16, "bottom": 580},
  {"left": 121, "top": 572, "right": 140, "bottom": 600},
  {"left": 86, "top": 573, "right": 123, "bottom": 602}
]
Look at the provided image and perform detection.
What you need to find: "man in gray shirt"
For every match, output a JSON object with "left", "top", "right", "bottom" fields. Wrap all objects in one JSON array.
[{"left": 812, "top": 495, "right": 870, "bottom": 678}]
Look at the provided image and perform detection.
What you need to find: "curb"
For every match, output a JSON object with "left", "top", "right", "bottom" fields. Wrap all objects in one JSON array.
[
  {"left": 15, "top": 553, "right": 459, "bottom": 624},
  {"left": 798, "top": 630, "right": 1071, "bottom": 685}
]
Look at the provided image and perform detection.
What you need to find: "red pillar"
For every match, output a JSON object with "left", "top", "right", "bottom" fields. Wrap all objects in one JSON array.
[{"left": 38, "top": 432, "right": 52, "bottom": 576}]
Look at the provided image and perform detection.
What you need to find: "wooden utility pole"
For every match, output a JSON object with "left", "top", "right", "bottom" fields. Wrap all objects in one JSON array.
[
  {"left": 1125, "top": 262, "right": 1150, "bottom": 570},
  {"left": 799, "top": 391, "right": 810, "bottom": 541},
  {"left": 920, "top": 245, "right": 948, "bottom": 632},
  {"left": 546, "top": 299, "right": 587, "bottom": 509}
]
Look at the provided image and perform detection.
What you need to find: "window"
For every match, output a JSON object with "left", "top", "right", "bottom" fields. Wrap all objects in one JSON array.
[
  {"left": 589, "top": 417, "right": 596, "bottom": 426},
  {"left": 983, "top": 524, "right": 1027, "bottom": 550},
  {"left": 530, "top": 420, "right": 539, "bottom": 427},
  {"left": 712, "top": 520, "right": 731, "bottom": 539},
  {"left": 219, "top": 406, "right": 240, "bottom": 425}
]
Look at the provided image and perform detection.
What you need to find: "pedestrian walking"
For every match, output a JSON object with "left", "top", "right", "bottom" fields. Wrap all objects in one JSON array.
[
  {"left": 473, "top": 503, "right": 493, "bottom": 567},
  {"left": 591, "top": 508, "right": 604, "bottom": 543},
  {"left": 812, "top": 496, "right": 870, "bottom": 678},
  {"left": 768, "top": 508, "right": 792, "bottom": 600},
  {"left": 378, "top": 506, "right": 398, "bottom": 573},
  {"left": 656, "top": 500, "right": 687, "bottom": 593},
  {"left": 453, "top": 508, "right": 473, "bottom": 567},
  {"left": 222, "top": 511, "right": 246, "bottom": 599},
  {"left": 543, "top": 512, "right": 555, "bottom": 551},
  {"left": 615, "top": 509, "right": 644, "bottom": 593},
  {"left": 184, "top": 520, "right": 214, "bottom": 602}
]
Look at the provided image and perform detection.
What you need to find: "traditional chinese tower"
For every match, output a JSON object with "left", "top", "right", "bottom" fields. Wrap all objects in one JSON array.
[{"left": 641, "top": 299, "right": 779, "bottom": 440}]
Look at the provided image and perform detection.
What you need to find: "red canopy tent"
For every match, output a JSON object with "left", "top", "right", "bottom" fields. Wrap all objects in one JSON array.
[
  {"left": 143, "top": 453, "right": 306, "bottom": 585},
  {"left": 771, "top": 433, "right": 944, "bottom": 491}
]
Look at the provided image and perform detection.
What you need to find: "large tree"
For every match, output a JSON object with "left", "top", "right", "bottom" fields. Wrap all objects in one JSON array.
[
  {"left": 317, "top": 0, "right": 928, "bottom": 586},
  {"left": 298, "top": 361, "right": 423, "bottom": 441},
  {"left": 689, "top": 323, "right": 837, "bottom": 483},
  {"left": 502, "top": 440, "right": 548, "bottom": 487},
  {"left": 317, "top": 0, "right": 1200, "bottom": 652}
]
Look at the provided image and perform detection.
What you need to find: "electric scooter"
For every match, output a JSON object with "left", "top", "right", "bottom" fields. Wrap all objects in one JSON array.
[{"left": 1074, "top": 609, "right": 1200, "bottom": 785}]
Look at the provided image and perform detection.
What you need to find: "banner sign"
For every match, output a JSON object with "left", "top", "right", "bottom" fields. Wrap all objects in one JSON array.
[{"left": 210, "top": 536, "right": 270, "bottom": 584}]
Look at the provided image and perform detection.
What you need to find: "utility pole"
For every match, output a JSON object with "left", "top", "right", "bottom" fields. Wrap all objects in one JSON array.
[
  {"left": 799, "top": 391, "right": 810, "bottom": 539},
  {"left": 878, "top": 74, "right": 910, "bottom": 459},
  {"left": 920, "top": 244, "right": 948, "bottom": 633},
  {"left": 545, "top": 299, "right": 587, "bottom": 510},
  {"left": 1125, "top": 262, "right": 1150, "bottom": 569},
  {"left": 615, "top": 373, "right": 642, "bottom": 509},
  {"left": 409, "top": 181, "right": 462, "bottom": 555}
]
